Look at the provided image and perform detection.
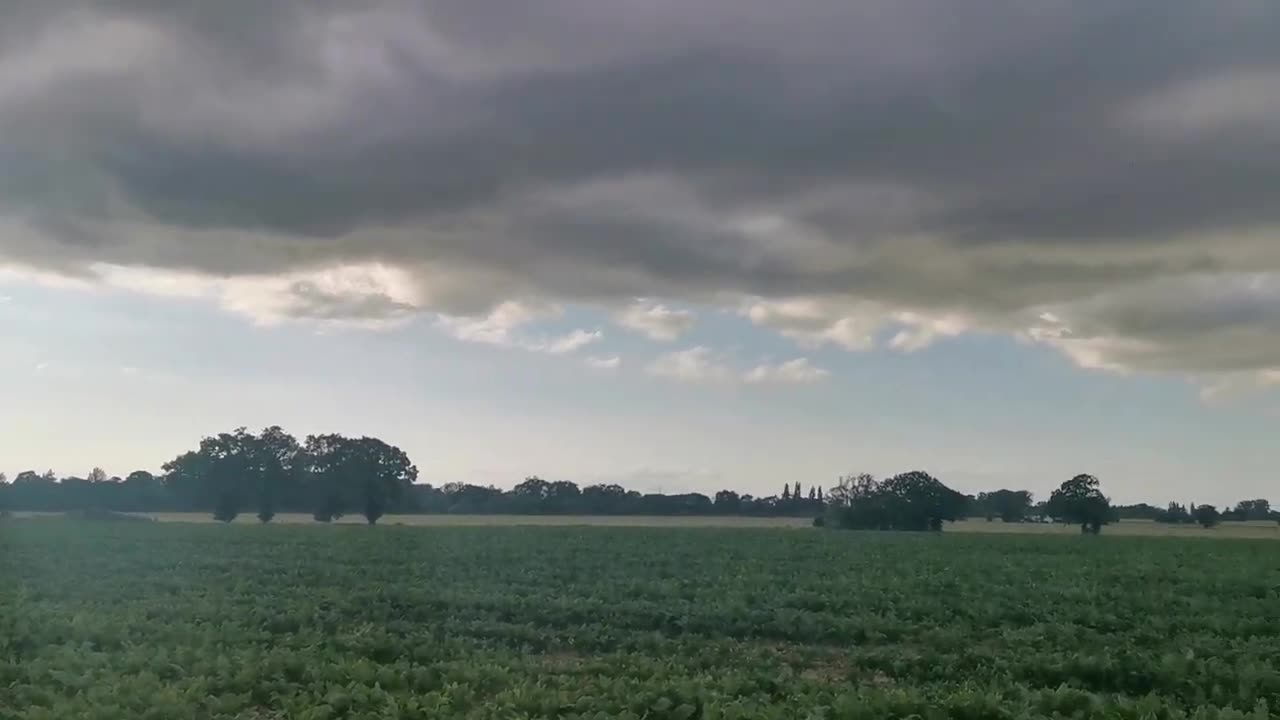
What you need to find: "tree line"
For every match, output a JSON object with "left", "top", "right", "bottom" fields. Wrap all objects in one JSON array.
[
  {"left": 820, "top": 471, "right": 1116, "bottom": 534},
  {"left": 0, "top": 426, "right": 824, "bottom": 524},
  {"left": 1110, "top": 499, "right": 1273, "bottom": 526},
  {"left": 1, "top": 426, "right": 1276, "bottom": 531},
  {"left": 0, "top": 427, "right": 417, "bottom": 525},
  {"left": 966, "top": 481, "right": 1274, "bottom": 531}
]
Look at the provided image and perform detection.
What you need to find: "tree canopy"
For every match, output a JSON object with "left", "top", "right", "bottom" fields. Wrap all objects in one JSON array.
[
  {"left": 1046, "top": 474, "right": 1111, "bottom": 534},
  {"left": 823, "top": 471, "right": 968, "bottom": 531},
  {"left": 153, "top": 427, "right": 416, "bottom": 524},
  {"left": 1192, "top": 504, "right": 1221, "bottom": 529},
  {"left": 976, "top": 489, "right": 1034, "bottom": 523}
]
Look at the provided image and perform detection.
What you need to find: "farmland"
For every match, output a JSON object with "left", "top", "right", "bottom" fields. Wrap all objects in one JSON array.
[
  {"left": 11, "top": 512, "right": 1280, "bottom": 539},
  {"left": 3, "top": 522, "right": 1279, "bottom": 719}
]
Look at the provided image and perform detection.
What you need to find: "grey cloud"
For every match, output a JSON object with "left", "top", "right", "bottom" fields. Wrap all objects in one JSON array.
[
  {"left": 2, "top": 1, "right": 1280, "bottom": 380},
  {"left": 279, "top": 280, "right": 417, "bottom": 323},
  {"left": 1039, "top": 276, "right": 1280, "bottom": 375}
]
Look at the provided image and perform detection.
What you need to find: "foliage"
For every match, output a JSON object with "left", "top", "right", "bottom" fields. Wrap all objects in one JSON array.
[
  {"left": 212, "top": 492, "right": 239, "bottom": 523},
  {"left": 1155, "top": 502, "right": 1195, "bottom": 524},
  {"left": 975, "top": 489, "right": 1034, "bottom": 523},
  {"left": 4, "top": 522, "right": 1280, "bottom": 718},
  {"left": 1113, "top": 502, "right": 1164, "bottom": 520},
  {"left": 825, "top": 471, "right": 967, "bottom": 531},
  {"left": 1193, "top": 504, "right": 1221, "bottom": 528},
  {"left": 1046, "top": 474, "right": 1111, "bottom": 534},
  {"left": 303, "top": 434, "right": 417, "bottom": 524},
  {"left": 1230, "top": 499, "right": 1272, "bottom": 522}
]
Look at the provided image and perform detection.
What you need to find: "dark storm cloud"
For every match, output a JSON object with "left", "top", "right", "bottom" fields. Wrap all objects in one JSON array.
[{"left": 2, "top": 0, "right": 1280, "bottom": 377}]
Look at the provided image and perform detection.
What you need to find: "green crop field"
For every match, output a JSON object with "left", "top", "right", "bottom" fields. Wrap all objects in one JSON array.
[{"left": 3, "top": 522, "right": 1279, "bottom": 719}]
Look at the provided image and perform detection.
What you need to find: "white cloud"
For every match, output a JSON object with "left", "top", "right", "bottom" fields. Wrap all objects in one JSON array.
[
  {"left": 743, "top": 297, "right": 968, "bottom": 354},
  {"left": 646, "top": 347, "right": 734, "bottom": 384},
  {"left": 648, "top": 348, "right": 829, "bottom": 385},
  {"left": 886, "top": 311, "right": 970, "bottom": 353},
  {"left": 437, "top": 302, "right": 601, "bottom": 356},
  {"left": 615, "top": 300, "right": 695, "bottom": 341},
  {"left": 0, "top": 263, "right": 96, "bottom": 291},
  {"left": 540, "top": 329, "right": 602, "bottom": 355},
  {"left": 1022, "top": 273, "right": 1280, "bottom": 383},
  {"left": 584, "top": 354, "right": 622, "bottom": 370},
  {"left": 743, "top": 298, "right": 878, "bottom": 351},
  {"left": 90, "top": 262, "right": 424, "bottom": 328},
  {"left": 743, "top": 358, "right": 830, "bottom": 384},
  {"left": 436, "top": 300, "right": 558, "bottom": 346}
]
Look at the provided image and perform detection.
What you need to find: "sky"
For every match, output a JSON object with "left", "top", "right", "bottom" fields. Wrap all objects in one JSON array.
[{"left": 2, "top": 1, "right": 1279, "bottom": 504}]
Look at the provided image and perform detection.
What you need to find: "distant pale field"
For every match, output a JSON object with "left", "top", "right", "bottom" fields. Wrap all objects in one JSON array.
[
  {"left": 948, "top": 517, "right": 1280, "bottom": 539},
  {"left": 10, "top": 511, "right": 813, "bottom": 528},
  {"left": 9, "top": 511, "right": 1279, "bottom": 536}
]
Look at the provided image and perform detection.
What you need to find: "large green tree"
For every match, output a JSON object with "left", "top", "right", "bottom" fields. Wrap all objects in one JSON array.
[
  {"left": 201, "top": 428, "right": 258, "bottom": 523},
  {"left": 581, "top": 483, "right": 633, "bottom": 514},
  {"left": 1046, "top": 474, "right": 1111, "bottom": 534},
  {"left": 304, "top": 434, "right": 417, "bottom": 524},
  {"left": 161, "top": 451, "right": 213, "bottom": 511},
  {"left": 123, "top": 470, "right": 167, "bottom": 512},
  {"left": 977, "top": 489, "right": 1034, "bottom": 523},
  {"left": 252, "top": 426, "right": 303, "bottom": 523},
  {"left": 824, "top": 471, "right": 966, "bottom": 531},
  {"left": 878, "top": 471, "right": 969, "bottom": 531},
  {"left": 304, "top": 434, "right": 349, "bottom": 522},
  {"left": 9, "top": 470, "right": 59, "bottom": 511},
  {"left": 161, "top": 426, "right": 304, "bottom": 523},
  {"left": 511, "top": 476, "right": 552, "bottom": 513},
  {"left": 1192, "top": 504, "right": 1220, "bottom": 528}
]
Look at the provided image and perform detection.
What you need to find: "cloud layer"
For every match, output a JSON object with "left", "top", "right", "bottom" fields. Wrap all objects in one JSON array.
[
  {"left": 2, "top": 2, "right": 1280, "bottom": 384},
  {"left": 647, "top": 347, "right": 828, "bottom": 385},
  {"left": 615, "top": 300, "right": 696, "bottom": 341}
]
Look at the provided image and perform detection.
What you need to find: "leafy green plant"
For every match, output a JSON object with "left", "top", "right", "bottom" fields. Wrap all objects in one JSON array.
[{"left": 3, "top": 522, "right": 1279, "bottom": 718}]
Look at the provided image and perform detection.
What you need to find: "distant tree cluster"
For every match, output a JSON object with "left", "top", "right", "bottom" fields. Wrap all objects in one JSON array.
[
  {"left": 1224, "top": 498, "right": 1273, "bottom": 522},
  {"left": 0, "top": 427, "right": 417, "bottom": 525},
  {"left": 1112, "top": 498, "right": 1272, "bottom": 528},
  {"left": 156, "top": 427, "right": 419, "bottom": 525},
  {"left": 822, "top": 471, "right": 969, "bottom": 531},
  {"left": 1142, "top": 501, "right": 1216, "bottom": 527},
  {"left": 819, "top": 472, "right": 1199, "bottom": 535},
  {"left": 2, "top": 433, "right": 1276, "bottom": 534},
  {"left": 973, "top": 489, "right": 1035, "bottom": 523},
  {"left": 0, "top": 427, "right": 821, "bottom": 523},
  {"left": 402, "top": 479, "right": 823, "bottom": 517}
]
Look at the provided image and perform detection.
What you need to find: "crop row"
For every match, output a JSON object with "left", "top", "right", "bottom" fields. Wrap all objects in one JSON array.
[{"left": 3, "top": 522, "right": 1279, "bottom": 718}]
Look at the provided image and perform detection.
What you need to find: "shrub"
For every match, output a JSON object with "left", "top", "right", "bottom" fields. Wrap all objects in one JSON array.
[{"left": 213, "top": 494, "right": 239, "bottom": 523}]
